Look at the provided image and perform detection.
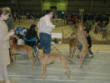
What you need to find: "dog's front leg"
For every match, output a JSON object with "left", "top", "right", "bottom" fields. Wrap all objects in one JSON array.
[
  {"left": 9, "top": 48, "right": 13, "bottom": 63},
  {"left": 42, "top": 64, "right": 46, "bottom": 80},
  {"left": 34, "top": 52, "right": 40, "bottom": 64},
  {"left": 10, "top": 49, "right": 16, "bottom": 63},
  {"left": 27, "top": 52, "right": 35, "bottom": 68}
]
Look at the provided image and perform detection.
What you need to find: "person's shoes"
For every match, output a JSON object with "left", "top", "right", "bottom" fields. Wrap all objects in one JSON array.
[{"left": 88, "top": 55, "right": 94, "bottom": 58}]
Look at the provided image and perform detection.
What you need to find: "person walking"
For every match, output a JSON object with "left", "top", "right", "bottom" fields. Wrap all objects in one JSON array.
[
  {"left": 0, "top": 7, "right": 14, "bottom": 83},
  {"left": 38, "top": 10, "right": 55, "bottom": 54}
]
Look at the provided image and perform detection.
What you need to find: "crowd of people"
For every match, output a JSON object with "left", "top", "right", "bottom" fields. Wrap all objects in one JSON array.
[
  {"left": 66, "top": 14, "right": 109, "bottom": 38},
  {"left": 12, "top": 9, "right": 110, "bottom": 39}
]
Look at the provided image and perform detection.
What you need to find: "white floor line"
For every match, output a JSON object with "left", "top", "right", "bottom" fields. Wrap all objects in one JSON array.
[
  {"left": 9, "top": 74, "right": 110, "bottom": 79},
  {"left": 9, "top": 70, "right": 110, "bottom": 77},
  {"left": 10, "top": 77, "right": 77, "bottom": 82}
]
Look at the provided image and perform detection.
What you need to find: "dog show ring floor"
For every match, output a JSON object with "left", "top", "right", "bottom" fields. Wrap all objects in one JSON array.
[{"left": 8, "top": 44, "right": 110, "bottom": 83}]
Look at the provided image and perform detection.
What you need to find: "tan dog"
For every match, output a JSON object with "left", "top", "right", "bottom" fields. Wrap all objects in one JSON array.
[
  {"left": 76, "top": 22, "right": 89, "bottom": 68},
  {"left": 37, "top": 49, "right": 71, "bottom": 79},
  {"left": 9, "top": 37, "right": 36, "bottom": 67}
]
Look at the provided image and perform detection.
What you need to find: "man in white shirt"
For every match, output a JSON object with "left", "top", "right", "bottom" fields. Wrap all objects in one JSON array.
[{"left": 38, "top": 10, "right": 55, "bottom": 54}]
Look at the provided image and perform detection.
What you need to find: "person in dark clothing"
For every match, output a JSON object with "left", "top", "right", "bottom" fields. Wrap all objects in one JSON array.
[
  {"left": 24, "top": 24, "right": 40, "bottom": 52},
  {"left": 94, "top": 21, "right": 101, "bottom": 34},
  {"left": 84, "top": 20, "right": 92, "bottom": 32},
  {"left": 84, "top": 29, "right": 94, "bottom": 57}
]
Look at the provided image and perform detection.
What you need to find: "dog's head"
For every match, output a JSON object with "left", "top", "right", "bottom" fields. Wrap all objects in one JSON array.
[{"left": 9, "top": 37, "right": 17, "bottom": 46}]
